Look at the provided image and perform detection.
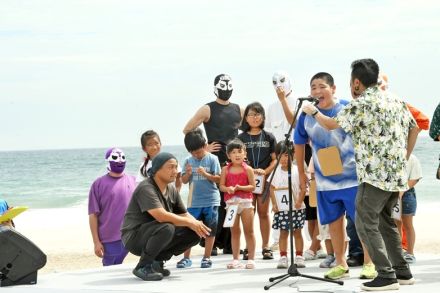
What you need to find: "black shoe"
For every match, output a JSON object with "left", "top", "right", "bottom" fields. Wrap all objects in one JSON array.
[
  {"left": 242, "top": 248, "right": 249, "bottom": 260},
  {"left": 347, "top": 255, "right": 364, "bottom": 267},
  {"left": 133, "top": 265, "right": 163, "bottom": 281},
  {"left": 152, "top": 261, "right": 171, "bottom": 277},
  {"left": 211, "top": 248, "right": 218, "bottom": 256},
  {"left": 396, "top": 272, "right": 415, "bottom": 285},
  {"left": 361, "top": 276, "right": 399, "bottom": 291}
]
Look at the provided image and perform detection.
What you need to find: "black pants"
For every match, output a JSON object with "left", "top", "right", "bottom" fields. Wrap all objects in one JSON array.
[{"left": 124, "top": 221, "right": 200, "bottom": 267}]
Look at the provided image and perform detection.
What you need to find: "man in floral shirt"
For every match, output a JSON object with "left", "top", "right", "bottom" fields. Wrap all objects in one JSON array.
[{"left": 303, "top": 59, "right": 419, "bottom": 291}]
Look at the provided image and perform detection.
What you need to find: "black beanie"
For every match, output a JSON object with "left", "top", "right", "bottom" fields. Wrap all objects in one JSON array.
[{"left": 148, "top": 152, "right": 177, "bottom": 177}]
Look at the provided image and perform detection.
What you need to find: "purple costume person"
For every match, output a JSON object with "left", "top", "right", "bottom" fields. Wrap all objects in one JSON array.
[{"left": 88, "top": 148, "right": 136, "bottom": 266}]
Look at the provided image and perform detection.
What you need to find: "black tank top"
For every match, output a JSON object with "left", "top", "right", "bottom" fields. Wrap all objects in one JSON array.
[{"left": 203, "top": 101, "right": 241, "bottom": 165}]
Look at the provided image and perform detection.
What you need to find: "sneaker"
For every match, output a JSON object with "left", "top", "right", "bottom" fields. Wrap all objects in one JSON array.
[
  {"left": 404, "top": 253, "right": 416, "bottom": 264},
  {"left": 303, "top": 249, "right": 317, "bottom": 260},
  {"left": 132, "top": 264, "right": 163, "bottom": 281},
  {"left": 329, "top": 259, "right": 336, "bottom": 268},
  {"left": 176, "top": 258, "right": 192, "bottom": 268},
  {"left": 295, "top": 255, "right": 306, "bottom": 268},
  {"left": 316, "top": 249, "right": 327, "bottom": 259},
  {"left": 396, "top": 272, "right": 415, "bottom": 285},
  {"left": 277, "top": 256, "right": 288, "bottom": 269},
  {"left": 324, "top": 265, "right": 349, "bottom": 280},
  {"left": 270, "top": 242, "right": 279, "bottom": 251},
  {"left": 152, "top": 261, "right": 170, "bottom": 277},
  {"left": 319, "top": 254, "right": 335, "bottom": 268},
  {"left": 360, "top": 276, "right": 399, "bottom": 291},
  {"left": 360, "top": 263, "right": 377, "bottom": 279},
  {"left": 200, "top": 257, "right": 212, "bottom": 268}
]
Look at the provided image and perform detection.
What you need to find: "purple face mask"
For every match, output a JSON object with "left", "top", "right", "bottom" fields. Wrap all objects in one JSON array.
[{"left": 105, "top": 148, "right": 126, "bottom": 174}]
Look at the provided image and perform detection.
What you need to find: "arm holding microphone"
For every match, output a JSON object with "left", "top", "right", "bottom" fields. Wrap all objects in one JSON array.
[{"left": 302, "top": 101, "right": 340, "bottom": 130}]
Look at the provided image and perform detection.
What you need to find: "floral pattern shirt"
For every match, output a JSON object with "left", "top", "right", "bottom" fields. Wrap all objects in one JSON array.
[{"left": 335, "top": 86, "right": 416, "bottom": 192}]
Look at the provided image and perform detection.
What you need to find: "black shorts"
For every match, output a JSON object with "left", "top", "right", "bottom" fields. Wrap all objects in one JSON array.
[{"left": 304, "top": 196, "right": 317, "bottom": 220}]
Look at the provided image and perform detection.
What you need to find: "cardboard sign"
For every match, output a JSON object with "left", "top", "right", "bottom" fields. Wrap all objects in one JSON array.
[
  {"left": 392, "top": 198, "right": 402, "bottom": 220},
  {"left": 254, "top": 174, "right": 266, "bottom": 195},
  {"left": 309, "top": 178, "right": 317, "bottom": 208},
  {"left": 317, "top": 146, "right": 343, "bottom": 176},
  {"left": 0, "top": 206, "right": 28, "bottom": 222},
  {"left": 274, "top": 188, "right": 290, "bottom": 211},
  {"left": 223, "top": 205, "right": 238, "bottom": 227}
]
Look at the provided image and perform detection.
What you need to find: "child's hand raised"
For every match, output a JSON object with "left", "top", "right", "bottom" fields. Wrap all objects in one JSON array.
[
  {"left": 254, "top": 168, "right": 266, "bottom": 175},
  {"left": 185, "top": 164, "right": 192, "bottom": 175},
  {"left": 196, "top": 166, "right": 207, "bottom": 176}
]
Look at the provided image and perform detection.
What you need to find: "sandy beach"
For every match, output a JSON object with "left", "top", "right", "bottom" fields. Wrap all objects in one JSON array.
[{"left": 12, "top": 201, "right": 440, "bottom": 274}]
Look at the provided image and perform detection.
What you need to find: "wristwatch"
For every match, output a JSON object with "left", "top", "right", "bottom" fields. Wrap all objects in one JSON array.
[{"left": 311, "top": 109, "right": 319, "bottom": 117}]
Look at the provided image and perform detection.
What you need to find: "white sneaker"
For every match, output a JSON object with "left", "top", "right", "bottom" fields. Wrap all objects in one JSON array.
[
  {"left": 277, "top": 256, "right": 288, "bottom": 269},
  {"left": 303, "top": 249, "right": 317, "bottom": 260},
  {"left": 295, "top": 256, "right": 306, "bottom": 268},
  {"left": 316, "top": 249, "right": 327, "bottom": 259}
]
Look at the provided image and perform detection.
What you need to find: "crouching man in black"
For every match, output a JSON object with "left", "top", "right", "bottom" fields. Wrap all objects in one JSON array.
[{"left": 121, "top": 152, "right": 211, "bottom": 281}]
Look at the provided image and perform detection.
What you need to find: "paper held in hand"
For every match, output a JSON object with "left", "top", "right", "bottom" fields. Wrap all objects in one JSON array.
[
  {"left": 274, "top": 188, "right": 290, "bottom": 212},
  {"left": 392, "top": 198, "right": 402, "bottom": 220},
  {"left": 223, "top": 205, "right": 238, "bottom": 227},
  {"left": 0, "top": 206, "right": 28, "bottom": 222},
  {"left": 317, "top": 146, "right": 343, "bottom": 176},
  {"left": 254, "top": 174, "right": 265, "bottom": 195}
]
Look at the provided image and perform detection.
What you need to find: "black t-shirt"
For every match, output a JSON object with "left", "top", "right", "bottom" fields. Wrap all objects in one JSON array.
[
  {"left": 238, "top": 130, "right": 276, "bottom": 170},
  {"left": 121, "top": 177, "right": 187, "bottom": 244},
  {"left": 203, "top": 101, "right": 241, "bottom": 165}
]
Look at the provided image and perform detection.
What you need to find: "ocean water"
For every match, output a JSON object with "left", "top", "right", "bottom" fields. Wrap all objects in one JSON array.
[{"left": 0, "top": 136, "right": 438, "bottom": 209}]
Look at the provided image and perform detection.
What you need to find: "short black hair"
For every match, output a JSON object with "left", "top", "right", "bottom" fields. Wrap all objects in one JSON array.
[
  {"left": 184, "top": 128, "right": 206, "bottom": 152},
  {"left": 275, "top": 141, "right": 294, "bottom": 156},
  {"left": 240, "top": 102, "right": 266, "bottom": 132},
  {"left": 351, "top": 58, "right": 379, "bottom": 88},
  {"left": 310, "top": 72, "right": 334, "bottom": 87},
  {"left": 226, "top": 138, "right": 245, "bottom": 154}
]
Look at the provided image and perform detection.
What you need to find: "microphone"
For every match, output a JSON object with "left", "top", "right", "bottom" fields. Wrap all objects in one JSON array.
[{"left": 298, "top": 96, "right": 320, "bottom": 105}]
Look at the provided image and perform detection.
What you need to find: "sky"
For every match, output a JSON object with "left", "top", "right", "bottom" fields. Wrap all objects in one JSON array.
[{"left": 1, "top": 0, "right": 439, "bottom": 151}]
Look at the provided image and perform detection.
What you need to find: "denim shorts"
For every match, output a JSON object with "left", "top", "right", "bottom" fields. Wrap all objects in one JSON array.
[
  {"left": 402, "top": 188, "right": 417, "bottom": 216},
  {"left": 187, "top": 206, "right": 219, "bottom": 237}
]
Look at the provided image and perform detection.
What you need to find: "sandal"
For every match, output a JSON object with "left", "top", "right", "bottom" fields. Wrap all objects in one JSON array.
[
  {"left": 242, "top": 248, "right": 249, "bottom": 260},
  {"left": 262, "top": 247, "right": 274, "bottom": 260},
  {"left": 227, "top": 259, "right": 244, "bottom": 269},
  {"left": 245, "top": 260, "right": 256, "bottom": 269}
]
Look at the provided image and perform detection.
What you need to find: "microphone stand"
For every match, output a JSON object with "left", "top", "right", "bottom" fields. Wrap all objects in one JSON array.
[{"left": 262, "top": 99, "right": 343, "bottom": 290}]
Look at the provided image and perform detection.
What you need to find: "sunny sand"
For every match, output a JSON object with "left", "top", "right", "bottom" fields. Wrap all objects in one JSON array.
[{"left": 12, "top": 202, "right": 440, "bottom": 274}]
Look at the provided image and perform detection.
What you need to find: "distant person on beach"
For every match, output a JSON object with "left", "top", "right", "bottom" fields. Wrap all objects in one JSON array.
[
  {"left": 429, "top": 103, "right": 440, "bottom": 179},
  {"left": 136, "top": 130, "right": 182, "bottom": 191},
  {"left": 176, "top": 128, "right": 221, "bottom": 269},
  {"left": 295, "top": 72, "right": 374, "bottom": 280},
  {"left": 271, "top": 71, "right": 322, "bottom": 261},
  {"left": 238, "top": 102, "right": 277, "bottom": 261},
  {"left": 219, "top": 139, "right": 256, "bottom": 269},
  {"left": 394, "top": 154, "right": 422, "bottom": 264},
  {"left": 121, "top": 152, "right": 211, "bottom": 281},
  {"left": 183, "top": 74, "right": 243, "bottom": 255},
  {"left": 269, "top": 141, "right": 306, "bottom": 269},
  {"left": 303, "top": 59, "right": 419, "bottom": 291},
  {"left": 88, "top": 147, "right": 136, "bottom": 266}
]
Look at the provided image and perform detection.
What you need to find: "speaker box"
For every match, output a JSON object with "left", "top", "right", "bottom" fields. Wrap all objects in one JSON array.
[{"left": 0, "top": 226, "right": 47, "bottom": 287}]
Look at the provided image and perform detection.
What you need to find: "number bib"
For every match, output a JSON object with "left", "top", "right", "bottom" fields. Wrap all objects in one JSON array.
[
  {"left": 223, "top": 205, "right": 238, "bottom": 227},
  {"left": 274, "top": 188, "right": 290, "bottom": 211},
  {"left": 392, "top": 198, "right": 402, "bottom": 220},
  {"left": 254, "top": 174, "right": 265, "bottom": 195}
]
